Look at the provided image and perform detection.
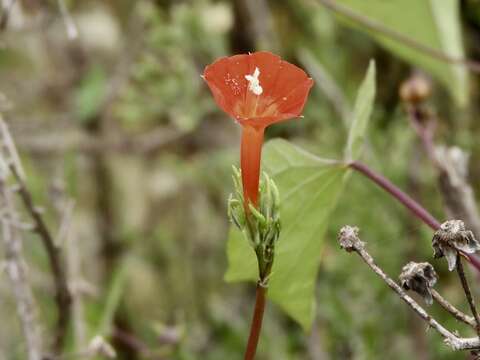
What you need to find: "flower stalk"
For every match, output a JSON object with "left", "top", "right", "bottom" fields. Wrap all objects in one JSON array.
[
  {"left": 244, "top": 284, "right": 267, "bottom": 360},
  {"left": 229, "top": 169, "right": 281, "bottom": 360}
]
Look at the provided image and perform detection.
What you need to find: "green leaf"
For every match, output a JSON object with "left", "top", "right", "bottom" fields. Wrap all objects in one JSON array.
[
  {"left": 224, "top": 227, "right": 258, "bottom": 282},
  {"left": 96, "top": 261, "right": 127, "bottom": 335},
  {"left": 225, "top": 139, "right": 346, "bottom": 330},
  {"left": 345, "top": 60, "right": 376, "bottom": 161},
  {"left": 74, "top": 65, "right": 107, "bottom": 123},
  {"left": 334, "top": 0, "right": 468, "bottom": 106}
]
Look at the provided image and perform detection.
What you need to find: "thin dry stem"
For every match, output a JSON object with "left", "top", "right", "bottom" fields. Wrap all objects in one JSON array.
[
  {"left": 405, "top": 104, "right": 480, "bottom": 239},
  {"left": 0, "top": 177, "right": 43, "bottom": 360},
  {"left": 456, "top": 253, "right": 480, "bottom": 337},
  {"left": 431, "top": 289, "right": 475, "bottom": 329},
  {"left": 0, "top": 118, "right": 71, "bottom": 352},
  {"left": 338, "top": 226, "right": 480, "bottom": 351}
]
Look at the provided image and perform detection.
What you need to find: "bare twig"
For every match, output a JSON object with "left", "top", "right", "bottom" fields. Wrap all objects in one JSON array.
[
  {"left": 456, "top": 253, "right": 480, "bottom": 336},
  {"left": 338, "top": 226, "right": 480, "bottom": 351},
  {"left": 0, "top": 118, "right": 71, "bottom": 352},
  {"left": 436, "top": 146, "right": 480, "bottom": 239},
  {"left": 431, "top": 289, "right": 476, "bottom": 329},
  {"left": 0, "top": 173, "right": 43, "bottom": 359},
  {"left": 315, "top": 0, "right": 480, "bottom": 73},
  {"left": 404, "top": 101, "right": 480, "bottom": 239}
]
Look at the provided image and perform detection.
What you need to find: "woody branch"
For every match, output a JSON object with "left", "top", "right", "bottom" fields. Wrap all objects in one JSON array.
[
  {"left": 338, "top": 225, "right": 480, "bottom": 352},
  {"left": 0, "top": 117, "right": 71, "bottom": 352},
  {"left": 0, "top": 160, "right": 43, "bottom": 360}
]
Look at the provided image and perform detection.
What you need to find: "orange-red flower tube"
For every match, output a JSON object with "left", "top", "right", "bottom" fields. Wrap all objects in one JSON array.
[{"left": 203, "top": 51, "right": 313, "bottom": 207}]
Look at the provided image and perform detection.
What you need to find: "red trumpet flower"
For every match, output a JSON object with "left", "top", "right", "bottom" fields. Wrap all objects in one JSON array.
[{"left": 203, "top": 51, "right": 313, "bottom": 207}]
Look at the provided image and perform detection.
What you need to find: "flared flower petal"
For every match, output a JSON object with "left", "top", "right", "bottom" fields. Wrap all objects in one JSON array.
[{"left": 203, "top": 51, "right": 313, "bottom": 128}]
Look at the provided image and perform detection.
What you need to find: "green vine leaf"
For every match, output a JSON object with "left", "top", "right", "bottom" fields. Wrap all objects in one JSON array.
[
  {"left": 334, "top": 0, "right": 468, "bottom": 106},
  {"left": 345, "top": 60, "right": 376, "bottom": 161}
]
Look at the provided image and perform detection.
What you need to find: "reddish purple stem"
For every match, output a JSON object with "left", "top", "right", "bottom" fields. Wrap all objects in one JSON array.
[
  {"left": 349, "top": 161, "right": 480, "bottom": 272},
  {"left": 349, "top": 161, "right": 441, "bottom": 229}
]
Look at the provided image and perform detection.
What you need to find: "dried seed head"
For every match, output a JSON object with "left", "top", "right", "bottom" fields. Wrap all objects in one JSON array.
[
  {"left": 338, "top": 225, "right": 364, "bottom": 252},
  {"left": 432, "top": 220, "right": 480, "bottom": 271},
  {"left": 399, "top": 75, "right": 431, "bottom": 104},
  {"left": 399, "top": 262, "right": 438, "bottom": 305}
]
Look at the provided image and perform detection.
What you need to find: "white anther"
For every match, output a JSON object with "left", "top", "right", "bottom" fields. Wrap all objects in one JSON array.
[{"left": 245, "top": 67, "right": 263, "bottom": 95}]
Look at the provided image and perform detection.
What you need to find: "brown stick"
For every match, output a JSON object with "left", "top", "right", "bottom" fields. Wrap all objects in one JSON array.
[
  {"left": 431, "top": 289, "right": 475, "bottom": 329},
  {"left": 244, "top": 283, "right": 267, "bottom": 360},
  {"left": 0, "top": 177, "right": 43, "bottom": 360},
  {"left": 456, "top": 253, "right": 480, "bottom": 337},
  {"left": 0, "top": 119, "right": 71, "bottom": 352},
  {"left": 338, "top": 226, "right": 480, "bottom": 351},
  {"left": 10, "top": 164, "right": 72, "bottom": 351}
]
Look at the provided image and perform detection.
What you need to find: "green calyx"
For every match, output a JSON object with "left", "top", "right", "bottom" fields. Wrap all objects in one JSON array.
[{"left": 228, "top": 166, "right": 281, "bottom": 284}]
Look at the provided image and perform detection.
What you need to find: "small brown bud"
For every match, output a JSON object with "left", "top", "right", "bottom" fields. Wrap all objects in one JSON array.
[
  {"left": 399, "top": 262, "right": 438, "bottom": 305},
  {"left": 338, "top": 225, "right": 364, "bottom": 252},
  {"left": 399, "top": 75, "right": 431, "bottom": 103},
  {"left": 432, "top": 220, "right": 480, "bottom": 271}
]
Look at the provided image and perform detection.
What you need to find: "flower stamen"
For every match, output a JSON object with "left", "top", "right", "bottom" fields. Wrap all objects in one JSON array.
[{"left": 245, "top": 67, "right": 263, "bottom": 96}]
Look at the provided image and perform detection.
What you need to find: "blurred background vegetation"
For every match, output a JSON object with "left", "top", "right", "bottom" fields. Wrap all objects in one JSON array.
[{"left": 1, "top": 0, "right": 480, "bottom": 359}]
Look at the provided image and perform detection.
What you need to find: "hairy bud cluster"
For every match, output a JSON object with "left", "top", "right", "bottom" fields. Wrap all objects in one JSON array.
[{"left": 228, "top": 167, "right": 280, "bottom": 282}]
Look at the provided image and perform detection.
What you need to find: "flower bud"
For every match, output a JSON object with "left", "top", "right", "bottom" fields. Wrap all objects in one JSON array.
[
  {"left": 399, "top": 75, "right": 431, "bottom": 104},
  {"left": 228, "top": 167, "right": 281, "bottom": 280}
]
